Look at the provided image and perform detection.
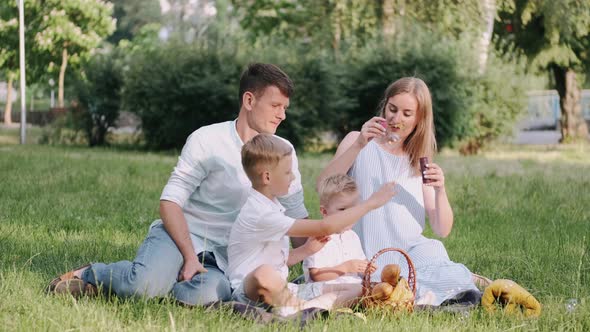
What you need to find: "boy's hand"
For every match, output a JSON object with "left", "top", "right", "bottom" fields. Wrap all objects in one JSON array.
[
  {"left": 365, "top": 262, "right": 377, "bottom": 275},
  {"left": 345, "top": 259, "right": 374, "bottom": 274},
  {"left": 366, "top": 182, "right": 397, "bottom": 209},
  {"left": 304, "top": 235, "right": 331, "bottom": 255},
  {"left": 178, "top": 258, "right": 208, "bottom": 281}
]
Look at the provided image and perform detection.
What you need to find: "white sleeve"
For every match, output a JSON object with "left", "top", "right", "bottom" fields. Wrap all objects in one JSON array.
[
  {"left": 256, "top": 209, "right": 295, "bottom": 242},
  {"left": 277, "top": 144, "right": 308, "bottom": 219},
  {"left": 160, "top": 131, "right": 208, "bottom": 207}
]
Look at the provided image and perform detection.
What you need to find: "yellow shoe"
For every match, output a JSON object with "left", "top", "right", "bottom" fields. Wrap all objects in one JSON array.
[{"left": 481, "top": 279, "right": 541, "bottom": 317}]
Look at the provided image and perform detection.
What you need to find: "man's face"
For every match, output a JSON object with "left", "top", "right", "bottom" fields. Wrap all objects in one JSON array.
[
  {"left": 269, "top": 155, "right": 294, "bottom": 197},
  {"left": 245, "top": 86, "right": 290, "bottom": 134}
]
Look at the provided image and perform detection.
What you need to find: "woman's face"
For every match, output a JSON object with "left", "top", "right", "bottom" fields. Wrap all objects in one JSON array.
[{"left": 383, "top": 93, "right": 419, "bottom": 141}]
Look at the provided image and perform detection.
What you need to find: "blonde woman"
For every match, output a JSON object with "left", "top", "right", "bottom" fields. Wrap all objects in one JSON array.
[{"left": 318, "top": 77, "right": 485, "bottom": 306}]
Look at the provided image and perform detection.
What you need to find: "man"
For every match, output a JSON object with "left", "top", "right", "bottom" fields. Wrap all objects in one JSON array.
[{"left": 48, "top": 63, "right": 309, "bottom": 306}]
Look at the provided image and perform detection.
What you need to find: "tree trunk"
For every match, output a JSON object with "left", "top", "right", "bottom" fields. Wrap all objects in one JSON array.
[
  {"left": 3, "top": 76, "right": 13, "bottom": 124},
  {"left": 552, "top": 66, "right": 589, "bottom": 142},
  {"left": 58, "top": 48, "right": 68, "bottom": 108},
  {"left": 381, "top": 0, "right": 395, "bottom": 38},
  {"left": 478, "top": 0, "right": 496, "bottom": 74},
  {"left": 331, "top": 5, "right": 342, "bottom": 59}
]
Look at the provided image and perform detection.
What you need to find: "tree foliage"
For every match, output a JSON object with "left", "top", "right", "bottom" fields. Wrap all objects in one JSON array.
[
  {"left": 70, "top": 50, "right": 124, "bottom": 146},
  {"left": 32, "top": 0, "right": 116, "bottom": 107},
  {"left": 107, "top": 0, "right": 161, "bottom": 44},
  {"left": 495, "top": 0, "right": 590, "bottom": 142},
  {"left": 0, "top": 1, "right": 46, "bottom": 123}
]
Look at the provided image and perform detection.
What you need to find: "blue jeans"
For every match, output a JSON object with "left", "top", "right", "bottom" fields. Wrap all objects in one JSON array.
[{"left": 82, "top": 223, "right": 231, "bottom": 305}]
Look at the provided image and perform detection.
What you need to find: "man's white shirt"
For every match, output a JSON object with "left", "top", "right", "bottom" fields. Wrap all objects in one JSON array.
[
  {"left": 155, "top": 120, "right": 307, "bottom": 272},
  {"left": 226, "top": 188, "right": 295, "bottom": 290}
]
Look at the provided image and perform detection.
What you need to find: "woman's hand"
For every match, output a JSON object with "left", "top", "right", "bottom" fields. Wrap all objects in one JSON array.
[
  {"left": 355, "top": 116, "right": 386, "bottom": 148},
  {"left": 423, "top": 162, "right": 445, "bottom": 190}
]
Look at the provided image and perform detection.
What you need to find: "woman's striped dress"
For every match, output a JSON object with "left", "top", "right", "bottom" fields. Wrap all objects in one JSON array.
[{"left": 350, "top": 141, "right": 478, "bottom": 305}]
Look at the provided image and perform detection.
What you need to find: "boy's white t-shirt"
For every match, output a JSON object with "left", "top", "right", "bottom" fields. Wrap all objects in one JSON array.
[
  {"left": 226, "top": 188, "right": 295, "bottom": 290},
  {"left": 303, "top": 229, "right": 367, "bottom": 284},
  {"left": 157, "top": 120, "right": 308, "bottom": 272}
]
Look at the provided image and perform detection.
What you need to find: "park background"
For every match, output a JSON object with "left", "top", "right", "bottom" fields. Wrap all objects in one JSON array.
[{"left": 1, "top": 0, "right": 589, "bottom": 331}]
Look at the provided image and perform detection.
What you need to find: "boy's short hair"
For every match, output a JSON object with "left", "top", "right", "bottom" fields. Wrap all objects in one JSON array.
[
  {"left": 239, "top": 63, "right": 294, "bottom": 107},
  {"left": 241, "top": 134, "right": 293, "bottom": 183},
  {"left": 318, "top": 174, "right": 358, "bottom": 206}
]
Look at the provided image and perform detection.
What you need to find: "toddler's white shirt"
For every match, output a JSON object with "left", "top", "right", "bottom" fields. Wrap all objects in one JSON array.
[{"left": 303, "top": 229, "right": 367, "bottom": 284}]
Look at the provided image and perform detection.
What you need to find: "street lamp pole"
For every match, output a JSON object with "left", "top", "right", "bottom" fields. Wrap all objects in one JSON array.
[
  {"left": 18, "top": 0, "right": 26, "bottom": 144},
  {"left": 49, "top": 79, "right": 55, "bottom": 108}
]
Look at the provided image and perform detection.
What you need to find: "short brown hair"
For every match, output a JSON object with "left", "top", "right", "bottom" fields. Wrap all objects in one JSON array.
[
  {"left": 318, "top": 174, "right": 358, "bottom": 206},
  {"left": 239, "top": 63, "right": 294, "bottom": 107},
  {"left": 241, "top": 134, "right": 293, "bottom": 183}
]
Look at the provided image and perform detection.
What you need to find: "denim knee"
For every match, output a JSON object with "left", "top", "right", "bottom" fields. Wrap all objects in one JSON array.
[
  {"left": 172, "top": 268, "right": 231, "bottom": 306},
  {"left": 118, "top": 263, "right": 178, "bottom": 298},
  {"left": 86, "top": 261, "right": 176, "bottom": 299}
]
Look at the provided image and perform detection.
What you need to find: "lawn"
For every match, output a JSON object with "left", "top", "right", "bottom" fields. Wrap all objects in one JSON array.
[{"left": 0, "top": 142, "right": 589, "bottom": 331}]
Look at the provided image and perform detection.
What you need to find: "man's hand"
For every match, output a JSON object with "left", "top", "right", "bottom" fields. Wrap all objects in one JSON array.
[
  {"left": 178, "top": 257, "right": 208, "bottom": 281},
  {"left": 304, "top": 235, "right": 331, "bottom": 255}
]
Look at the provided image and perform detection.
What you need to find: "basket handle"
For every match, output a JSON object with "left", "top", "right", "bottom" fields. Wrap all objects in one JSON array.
[{"left": 362, "top": 247, "right": 417, "bottom": 295}]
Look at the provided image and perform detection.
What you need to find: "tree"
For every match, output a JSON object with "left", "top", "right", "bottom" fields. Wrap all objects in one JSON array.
[
  {"left": 33, "top": 0, "right": 116, "bottom": 108},
  {"left": 230, "top": 0, "right": 381, "bottom": 55},
  {"left": 0, "top": 1, "right": 44, "bottom": 123},
  {"left": 107, "top": 0, "right": 161, "bottom": 44},
  {"left": 496, "top": 0, "right": 590, "bottom": 142},
  {"left": 0, "top": 12, "right": 18, "bottom": 124}
]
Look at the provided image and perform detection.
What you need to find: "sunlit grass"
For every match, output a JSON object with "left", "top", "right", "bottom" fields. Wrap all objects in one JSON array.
[{"left": 1, "top": 144, "right": 589, "bottom": 331}]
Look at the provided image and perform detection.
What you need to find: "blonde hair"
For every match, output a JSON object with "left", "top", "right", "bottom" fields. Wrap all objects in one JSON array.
[
  {"left": 377, "top": 77, "right": 437, "bottom": 174},
  {"left": 241, "top": 134, "right": 292, "bottom": 184},
  {"left": 318, "top": 174, "right": 358, "bottom": 206}
]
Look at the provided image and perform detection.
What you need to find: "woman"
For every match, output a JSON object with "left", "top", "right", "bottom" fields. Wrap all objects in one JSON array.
[{"left": 318, "top": 77, "right": 484, "bottom": 305}]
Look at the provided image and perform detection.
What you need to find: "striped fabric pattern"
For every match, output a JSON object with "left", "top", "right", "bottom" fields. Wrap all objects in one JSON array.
[{"left": 350, "top": 141, "right": 478, "bottom": 305}]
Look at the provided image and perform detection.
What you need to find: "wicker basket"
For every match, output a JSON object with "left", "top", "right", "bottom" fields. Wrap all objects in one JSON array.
[{"left": 361, "top": 248, "right": 417, "bottom": 312}]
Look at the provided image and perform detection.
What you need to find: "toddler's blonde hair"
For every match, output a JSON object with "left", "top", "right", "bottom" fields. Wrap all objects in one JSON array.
[{"left": 318, "top": 174, "right": 358, "bottom": 206}]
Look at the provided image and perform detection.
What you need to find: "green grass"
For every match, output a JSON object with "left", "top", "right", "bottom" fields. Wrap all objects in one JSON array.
[
  {"left": 1, "top": 143, "right": 589, "bottom": 331},
  {"left": 0, "top": 126, "right": 44, "bottom": 145}
]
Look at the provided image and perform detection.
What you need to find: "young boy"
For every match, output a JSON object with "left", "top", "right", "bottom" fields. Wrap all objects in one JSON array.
[
  {"left": 226, "top": 134, "right": 396, "bottom": 316},
  {"left": 303, "top": 174, "right": 376, "bottom": 285}
]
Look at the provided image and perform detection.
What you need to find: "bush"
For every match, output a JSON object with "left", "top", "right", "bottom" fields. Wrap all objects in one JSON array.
[
  {"left": 333, "top": 27, "right": 527, "bottom": 152},
  {"left": 458, "top": 52, "right": 528, "bottom": 154},
  {"left": 243, "top": 41, "right": 340, "bottom": 149},
  {"left": 70, "top": 50, "right": 124, "bottom": 146},
  {"left": 118, "top": 27, "right": 527, "bottom": 153},
  {"left": 334, "top": 31, "right": 474, "bottom": 148},
  {"left": 123, "top": 42, "right": 243, "bottom": 150}
]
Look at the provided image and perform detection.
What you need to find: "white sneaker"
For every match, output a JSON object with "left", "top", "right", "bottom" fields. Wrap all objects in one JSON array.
[{"left": 273, "top": 306, "right": 300, "bottom": 317}]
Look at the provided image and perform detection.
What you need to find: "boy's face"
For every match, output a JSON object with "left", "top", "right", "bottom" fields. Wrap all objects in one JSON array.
[
  {"left": 268, "top": 155, "right": 294, "bottom": 197},
  {"left": 321, "top": 191, "right": 360, "bottom": 230}
]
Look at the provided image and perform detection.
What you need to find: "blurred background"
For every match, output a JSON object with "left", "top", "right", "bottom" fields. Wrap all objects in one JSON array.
[{"left": 1, "top": 0, "right": 589, "bottom": 152}]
